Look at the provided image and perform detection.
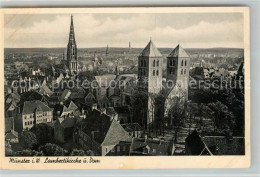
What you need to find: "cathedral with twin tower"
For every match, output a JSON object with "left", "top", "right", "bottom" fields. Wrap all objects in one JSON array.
[
  {"left": 65, "top": 15, "right": 190, "bottom": 130},
  {"left": 137, "top": 40, "right": 190, "bottom": 128}
]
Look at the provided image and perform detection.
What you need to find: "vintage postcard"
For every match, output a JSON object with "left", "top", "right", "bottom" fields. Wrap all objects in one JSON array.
[{"left": 0, "top": 7, "right": 250, "bottom": 169}]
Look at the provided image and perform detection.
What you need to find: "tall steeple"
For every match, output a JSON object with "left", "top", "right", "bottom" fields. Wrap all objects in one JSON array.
[
  {"left": 106, "top": 44, "right": 109, "bottom": 56},
  {"left": 67, "top": 15, "right": 78, "bottom": 74},
  {"left": 128, "top": 41, "right": 131, "bottom": 52},
  {"left": 69, "top": 15, "right": 76, "bottom": 43}
]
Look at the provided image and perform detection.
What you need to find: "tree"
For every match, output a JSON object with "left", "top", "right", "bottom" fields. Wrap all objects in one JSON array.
[
  {"left": 19, "top": 130, "right": 37, "bottom": 149},
  {"left": 15, "top": 149, "right": 43, "bottom": 156},
  {"left": 38, "top": 143, "right": 68, "bottom": 156},
  {"left": 208, "top": 101, "right": 235, "bottom": 136},
  {"left": 130, "top": 89, "right": 148, "bottom": 129},
  {"left": 70, "top": 149, "right": 86, "bottom": 156},
  {"left": 5, "top": 142, "right": 13, "bottom": 156},
  {"left": 167, "top": 97, "right": 185, "bottom": 142},
  {"left": 31, "top": 123, "right": 54, "bottom": 146}
]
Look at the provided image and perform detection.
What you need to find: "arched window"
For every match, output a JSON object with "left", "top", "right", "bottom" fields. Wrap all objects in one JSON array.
[
  {"left": 170, "top": 60, "right": 172, "bottom": 66},
  {"left": 157, "top": 60, "right": 159, "bottom": 67},
  {"left": 141, "top": 60, "right": 143, "bottom": 67},
  {"left": 181, "top": 60, "right": 184, "bottom": 66},
  {"left": 181, "top": 69, "right": 183, "bottom": 75},
  {"left": 153, "top": 60, "right": 156, "bottom": 67},
  {"left": 153, "top": 70, "right": 155, "bottom": 76},
  {"left": 173, "top": 60, "right": 175, "bottom": 66},
  {"left": 185, "top": 60, "right": 187, "bottom": 66},
  {"left": 144, "top": 60, "right": 146, "bottom": 67},
  {"left": 156, "top": 70, "right": 159, "bottom": 76},
  {"left": 184, "top": 69, "right": 186, "bottom": 74}
]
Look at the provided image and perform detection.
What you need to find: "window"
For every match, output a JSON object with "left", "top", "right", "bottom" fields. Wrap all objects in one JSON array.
[
  {"left": 156, "top": 70, "right": 159, "bottom": 76},
  {"left": 181, "top": 60, "right": 184, "bottom": 66},
  {"left": 181, "top": 69, "right": 183, "bottom": 75},
  {"left": 143, "top": 60, "right": 146, "bottom": 67},
  {"left": 141, "top": 60, "right": 143, "bottom": 67},
  {"left": 157, "top": 60, "right": 159, "bottom": 67},
  {"left": 184, "top": 69, "right": 186, "bottom": 74},
  {"left": 185, "top": 60, "right": 187, "bottom": 66},
  {"left": 153, "top": 70, "right": 155, "bottom": 76},
  {"left": 25, "top": 122, "right": 27, "bottom": 126},
  {"left": 173, "top": 60, "right": 175, "bottom": 66},
  {"left": 153, "top": 60, "right": 156, "bottom": 67},
  {"left": 169, "top": 68, "right": 175, "bottom": 75},
  {"left": 170, "top": 60, "right": 172, "bottom": 66},
  {"left": 117, "top": 146, "right": 120, "bottom": 152}
]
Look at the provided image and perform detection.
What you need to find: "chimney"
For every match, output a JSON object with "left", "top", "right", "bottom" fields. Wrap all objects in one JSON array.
[
  {"left": 100, "top": 108, "right": 106, "bottom": 114},
  {"left": 92, "top": 103, "right": 97, "bottom": 110},
  {"left": 144, "top": 134, "right": 148, "bottom": 142}
]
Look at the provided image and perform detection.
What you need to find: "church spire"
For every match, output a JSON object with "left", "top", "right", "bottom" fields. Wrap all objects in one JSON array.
[
  {"left": 106, "top": 44, "right": 109, "bottom": 56},
  {"left": 69, "top": 15, "right": 75, "bottom": 42},
  {"left": 67, "top": 15, "right": 78, "bottom": 74}
]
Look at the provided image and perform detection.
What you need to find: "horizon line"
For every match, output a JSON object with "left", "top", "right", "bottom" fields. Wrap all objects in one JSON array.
[{"left": 4, "top": 46, "right": 244, "bottom": 50}]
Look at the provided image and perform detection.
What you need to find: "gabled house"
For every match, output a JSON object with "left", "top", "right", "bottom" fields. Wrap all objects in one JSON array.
[
  {"left": 55, "top": 100, "right": 79, "bottom": 117},
  {"left": 130, "top": 137, "right": 175, "bottom": 156},
  {"left": 185, "top": 130, "right": 245, "bottom": 155},
  {"left": 121, "top": 123, "right": 143, "bottom": 138},
  {"left": 73, "top": 108, "right": 132, "bottom": 156},
  {"left": 54, "top": 116, "right": 82, "bottom": 143},
  {"left": 39, "top": 84, "right": 54, "bottom": 96},
  {"left": 14, "top": 100, "right": 53, "bottom": 132}
]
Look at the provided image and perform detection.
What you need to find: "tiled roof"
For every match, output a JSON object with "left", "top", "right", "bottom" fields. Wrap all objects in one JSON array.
[
  {"left": 21, "top": 100, "right": 52, "bottom": 115},
  {"left": 5, "top": 130, "right": 18, "bottom": 140},
  {"left": 121, "top": 123, "right": 143, "bottom": 132},
  {"left": 5, "top": 117, "right": 14, "bottom": 133},
  {"left": 94, "top": 75, "right": 117, "bottom": 87},
  {"left": 131, "top": 138, "right": 171, "bottom": 155},
  {"left": 39, "top": 84, "right": 54, "bottom": 96},
  {"left": 102, "top": 120, "right": 132, "bottom": 146},
  {"left": 168, "top": 44, "right": 190, "bottom": 58},
  {"left": 202, "top": 136, "right": 245, "bottom": 155},
  {"left": 60, "top": 117, "right": 77, "bottom": 128},
  {"left": 139, "top": 40, "right": 162, "bottom": 58}
]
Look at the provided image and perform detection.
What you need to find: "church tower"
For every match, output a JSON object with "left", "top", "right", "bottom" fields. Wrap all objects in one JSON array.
[
  {"left": 166, "top": 44, "right": 190, "bottom": 99},
  {"left": 138, "top": 40, "right": 163, "bottom": 129},
  {"left": 67, "top": 15, "right": 78, "bottom": 74}
]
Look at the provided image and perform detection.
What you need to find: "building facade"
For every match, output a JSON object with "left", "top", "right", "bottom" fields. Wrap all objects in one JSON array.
[
  {"left": 137, "top": 40, "right": 163, "bottom": 129},
  {"left": 14, "top": 100, "right": 53, "bottom": 132},
  {"left": 166, "top": 44, "right": 190, "bottom": 98}
]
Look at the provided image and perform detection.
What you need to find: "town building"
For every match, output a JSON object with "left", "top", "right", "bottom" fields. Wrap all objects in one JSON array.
[
  {"left": 130, "top": 137, "right": 175, "bottom": 156},
  {"left": 73, "top": 108, "right": 132, "bottom": 156},
  {"left": 14, "top": 100, "right": 53, "bottom": 132}
]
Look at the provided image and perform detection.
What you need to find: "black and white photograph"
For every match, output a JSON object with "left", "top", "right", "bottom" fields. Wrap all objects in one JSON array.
[{"left": 1, "top": 7, "right": 250, "bottom": 169}]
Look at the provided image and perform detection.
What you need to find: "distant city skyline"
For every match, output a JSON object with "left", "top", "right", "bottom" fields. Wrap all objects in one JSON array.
[{"left": 5, "top": 13, "right": 244, "bottom": 48}]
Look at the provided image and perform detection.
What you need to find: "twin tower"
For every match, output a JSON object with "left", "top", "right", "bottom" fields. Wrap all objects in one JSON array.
[{"left": 137, "top": 40, "right": 190, "bottom": 127}]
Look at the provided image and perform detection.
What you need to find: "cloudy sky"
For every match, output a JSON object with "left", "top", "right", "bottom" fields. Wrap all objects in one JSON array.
[{"left": 4, "top": 13, "right": 244, "bottom": 48}]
